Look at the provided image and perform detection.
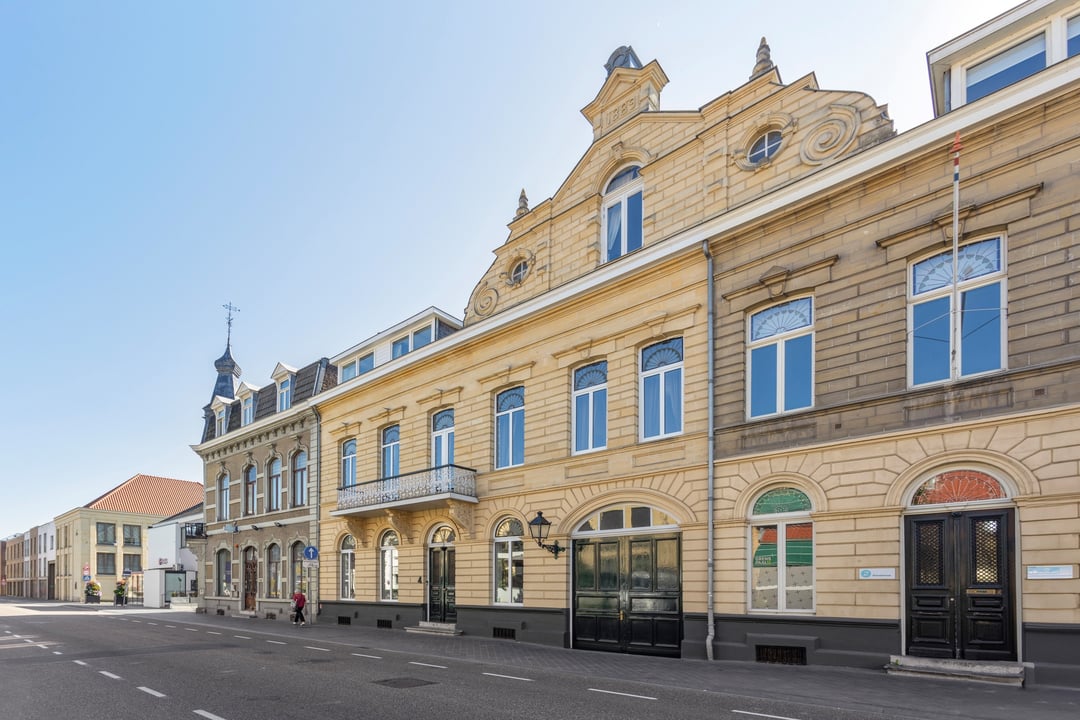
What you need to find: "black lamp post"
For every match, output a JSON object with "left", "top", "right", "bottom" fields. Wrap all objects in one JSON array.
[{"left": 527, "top": 511, "right": 563, "bottom": 559}]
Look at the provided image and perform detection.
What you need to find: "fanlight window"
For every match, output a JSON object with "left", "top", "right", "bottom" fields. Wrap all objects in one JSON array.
[
  {"left": 911, "top": 471, "right": 1006, "bottom": 506},
  {"left": 575, "top": 504, "right": 676, "bottom": 534}
]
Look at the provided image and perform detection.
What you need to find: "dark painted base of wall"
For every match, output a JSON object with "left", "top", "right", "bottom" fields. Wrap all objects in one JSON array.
[
  {"left": 684, "top": 613, "right": 900, "bottom": 669},
  {"left": 1024, "top": 623, "right": 1080, "bottom": 687}
]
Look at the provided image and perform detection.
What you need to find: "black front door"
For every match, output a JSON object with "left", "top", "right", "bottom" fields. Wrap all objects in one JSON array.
[
  {"left": 573, "top": 534, "right": 681, "bottom": 657},
  {"left": 428, "top": 547, "right": 456, "bottom": 623},
  {"left": 906, "top": 509, "right": 1015, "bottom": 661}
]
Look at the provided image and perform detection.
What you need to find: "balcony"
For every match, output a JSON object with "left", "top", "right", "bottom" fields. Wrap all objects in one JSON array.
[
  {"left": 182, "top": 523, "right": 206, "bottom": 540},
  {"left": 333, "top": 464, "right": 478, "bottom": 518}
]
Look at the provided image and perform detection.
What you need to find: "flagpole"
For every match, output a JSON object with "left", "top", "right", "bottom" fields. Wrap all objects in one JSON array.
[{"left": 950, "top": 132, "right": 962, "bottom": 379}]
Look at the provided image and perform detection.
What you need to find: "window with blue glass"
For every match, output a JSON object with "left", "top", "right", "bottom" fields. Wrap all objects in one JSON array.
[
  {"left": 278, "top": 376, "right": 292, "bottom": 411},
  {"left": 413, "top": 325, "right": 432, "bottom": 350},
  {"left": 1069, "top": 15, "right": 1080, "bottom": 57},
  {"left": 748, "top": 297, "right": 814, "bottom": 419},
  {"left": 910, "top": 236, "right": 1005, "bottom": 386},
  {"left": 432, "top": 409, "right": 455, "bottom": 466},
  {"left": 381, "top": 425, "right": 400, "bottom": 478},
  {"left": 495, "top": 387, "right": 525, "bottom": 469},
  {"left": 748, "top": 130, "right": 782, "bottom": 164},
  {"left": 640, "top": 338, "right": 683, "bottom": 440},
  {"left": 602, "top": 166, "right": 643, "bottom": 262},
  {"left": 341, "top": 439, "right": 357, "bottom": 488},
  {"left": 243, "top": 465, "right": 257, "bottom": 515},
  {"left": 392, "top": 336, "right": 410, "bottom": 359},
  {"left": 573, "top": 361, "right": 607, "bottom": 453},
  {"left": 966, "top": 34, "right": 1045, "bottom": 104}
]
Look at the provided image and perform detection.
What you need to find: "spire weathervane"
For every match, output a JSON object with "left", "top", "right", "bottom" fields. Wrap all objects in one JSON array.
[{"left": 223, "top": 302, "right": 240, "bottom": 347}]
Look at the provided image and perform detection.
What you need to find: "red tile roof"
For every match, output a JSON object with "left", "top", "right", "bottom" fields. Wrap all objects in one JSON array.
[{"left": 85, "top": 474, "right": 204, "bottom": 517}]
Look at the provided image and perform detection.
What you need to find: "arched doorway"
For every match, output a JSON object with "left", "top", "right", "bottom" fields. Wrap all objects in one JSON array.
[
  {"left": 243, "top": 546, "right": 258, "bottom": 611},
  {"left": 905, "top": 470, "right": 1016, "bottom": 661},
  {"left": 571, "top": 504, "right": 681, "bottom": 657},
  {"left": 427, "top": 525, "right": 456, "bottom": 623}
]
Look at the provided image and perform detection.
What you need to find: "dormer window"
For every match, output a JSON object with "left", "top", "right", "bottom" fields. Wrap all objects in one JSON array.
[
  {"left": 340, "top": 352, "right": 374, "bottom": 382},
  {"left": 392, "top": 326, "right": 434, "bottom": 359},
  {"left": 966, "top": 33, "right": 1046, "bottom": 104},
  {"left": 278, "top": 376, "right": 292, "bottom": 411},
  {"left": 241, "top": 395, "right": 254, "bottom": 426},
  {"left": 215, "top": 408, "right": 227, "bottom": 436},
  {"left": 602, "top": 165, "right": 643, "bottom": 262}
]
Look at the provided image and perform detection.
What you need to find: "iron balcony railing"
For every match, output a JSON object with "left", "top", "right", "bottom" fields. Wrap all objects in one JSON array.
[
  {"left": 337, "top": 464, "right": 477, "bottom": 512},
  {"left": 183, "top": 523, "right": 206, "bottom": 539}
]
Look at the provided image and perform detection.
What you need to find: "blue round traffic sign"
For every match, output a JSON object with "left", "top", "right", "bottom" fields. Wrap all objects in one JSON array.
[{"left": 303, "top": 545, "right": 319, "bottom": 560}]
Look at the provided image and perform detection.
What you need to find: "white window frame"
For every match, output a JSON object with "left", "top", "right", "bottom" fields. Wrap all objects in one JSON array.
[
  {"left": 494, "top": 387, "right": 525, "bottom": 469},
  {"left": 242, "top": 395, "right": 254, "bottom": 425},
  {"left": 572, "top": 361, "right": 608, "bottom": 454},
  {"left": 340, "top": 535, "right": 355, "bottom": 600},
  {"left": 639, "top": 338, "right": 684, "bottom": 441},
  {"left": 341, "top": 439, "right": 357, "bottom": 488},
  {"left": 492, "top": 517, "right": 524, "bottom": 605},
  {"left": 379, "top": 531, "right": 399, "bottom": 601},
  {"left": 432, "top": 409, "right": 455, "bottom": 467},
  {"left": 601, "top": 166, "right": 643, "bottom": 262},
  {"left": 747, "top": 488, "right": 815, "bottom": 614},
  {"left": 381, "top": 425, "right": 400, "bottom": 479},
  {"left": 747, "top": 297, "right": 815, "bottom": 420},
  {"left": 218, "top": 474, "right": 230, "bottom": 521}
]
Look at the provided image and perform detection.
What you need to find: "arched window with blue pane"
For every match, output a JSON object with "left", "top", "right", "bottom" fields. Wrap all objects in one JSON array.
[
  {"left": 909, "top": 236, "right": 1004, "bottom": 386},
  {"left": 748, "top": 297, "right": 814, "bottom": 419},
  {"left": 432, "top": 409, "right": 455, "bottom": 467},
  {"left": 602, "top": 166, "right": 643, "bottom": 262},
  {"left": 495, "top": 387, "right": 525, "bottom": 469},
  {"left": 381, "top": 425, "right": 400, "bottom": 478},
  {"left": 640, "top": 338, "right": 683, "bottom": 440},
  {"left": 341, "top": 439, "right": 356, "bottom": 488},
  {"left": 573, "top": 361, "right": 608, "bottom": 453}
]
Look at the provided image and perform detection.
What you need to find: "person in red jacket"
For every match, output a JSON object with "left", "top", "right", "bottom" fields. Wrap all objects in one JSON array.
[{"left": 291, "top": 589, "right": 306, "bottom": 626}]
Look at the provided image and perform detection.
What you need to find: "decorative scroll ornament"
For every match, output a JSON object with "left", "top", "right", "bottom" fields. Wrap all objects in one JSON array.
[
  {"left": 472, "top": 283, "right": 499, "bottom": 318},
  {"left": 799, "top": 105, "right": 859, "bottom": 165}
]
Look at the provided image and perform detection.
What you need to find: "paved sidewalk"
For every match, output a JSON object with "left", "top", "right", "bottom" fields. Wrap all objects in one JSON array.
[{"left": 3, "top": 597, "right": 1079, "bottom": 719}]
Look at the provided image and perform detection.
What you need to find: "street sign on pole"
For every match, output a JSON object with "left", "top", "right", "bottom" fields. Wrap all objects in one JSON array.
[{"left": 303, "top": 546, "right": 318, "bottom": 561}]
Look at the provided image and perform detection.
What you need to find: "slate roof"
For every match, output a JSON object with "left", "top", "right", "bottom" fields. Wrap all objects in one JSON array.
[{"left": 84, "top": 474, "right": 204, "bottom": 517}]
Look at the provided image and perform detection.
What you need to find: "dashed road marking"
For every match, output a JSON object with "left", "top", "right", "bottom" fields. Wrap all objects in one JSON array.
[
  {"left": 193, "top": 711, "right": 228, "bottom": 720},
  {"left": 305, "top": 646, "right": 330, "bottom": 652},
  {"left": 267, "top": 640, "right": 286, "bottom": 645},
  {"left": 138, "top": 687, "right": 166, "bottom": 698},
  {"left": 483, "top": 672, "right": 534, "bottom": 681},
  {"left": 233, "top": 635, "right": 251, "bottom": 639},
  {"left": 589, "top": 688, "right": 656, "bottom": 700},
  {"left": 409, "top": 661, "right": 447, "bottom": 669},
  {"left": 207, "top": 631, "right": 222, "bottom": 635},
  {"left": 351, "top": 653, "right": 381, "bottom": 659},
  {"left": 732, "top": 711, "right": 803, "bottom": 720},
  {"left": 99, "top": 671, "right": 122, "bottom": 680},
  {"left": 73, "top": 660, "right": 88, "bottom": 666}
]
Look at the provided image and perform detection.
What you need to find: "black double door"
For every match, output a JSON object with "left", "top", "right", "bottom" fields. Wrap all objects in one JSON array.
[
  {"left": 573, "top": 534, "right": 681, "bottom": 657},
  {"left": 428, "top": 547, "right": 456, "bottom": 623},
  {"left": 906, "top": 509, "right": 1016, "bottom": 661}
]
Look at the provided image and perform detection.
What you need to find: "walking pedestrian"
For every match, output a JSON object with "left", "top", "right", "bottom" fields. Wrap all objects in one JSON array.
[{"left": 291, "top": 589, "right": 306, "bottom": 626}]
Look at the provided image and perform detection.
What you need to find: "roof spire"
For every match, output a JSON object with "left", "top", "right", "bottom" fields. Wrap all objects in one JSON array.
[
  {"left": 211, "top": 302, "right": 242, "bottom": 399},
  {"left": 750, "top": 37, "right": 774, "bottom": 80},
  {"left": 516, "top": 189, "right": 529, "bottom": 218},
  {"left": 604, "top": 45, "right": 642, "bottom": 77}
]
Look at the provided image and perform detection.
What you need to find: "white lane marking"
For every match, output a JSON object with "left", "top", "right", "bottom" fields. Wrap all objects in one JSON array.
[
  {"left": 147, "top": 622, "right": 159, "bottom": 626},
  {"left": 267, "top": 640, "right": 286, "bottom": 645},
  {"left": 233, "top": 635, "right": 251, "bottom": 639},
  {"left": 732, "top": 711, "right": 803, "bottom": 720},
  {"left": 351, "top": 653, "right": 382, "bottom": 659},
  {"left": 193, "top": 711, "right": 228, "bottom": 720},
  {"left": 304, "top": 646, "right": 330, "bottom": 652},
  {"left": 53, "top": 651, "right": 63, "bottom": 655},
  {"left": 483, "top": 672, "right": 534, "bottom": 682},
  {"left": 131, "top": 620, "right": 142, "bottom": 623},
  {"left": 185, "top": 628, "right": 198, "bottom": 632},
  {"left": 23, "top": 639, "right": 34, "bottom": 644},
  {"left": 99, "top": 671, "right": 122, "bottom": 680},
  {"left": 166, "top": 625, "right": 177, "bottom": 628},
  {"left": 38, "top": 645, "right": 48, "bottom": 649},
  {"left": 409, "top": 661, "right": 447, "bottom": 669},
  {"left": 138, "top": 687, "right": 167, "bottom": 698},
  {"left": 74, "top": 660, "right": 88, "bottom": 666},
  {"left": 207, "top": 631, "right": 222, "bottom": 635},
  {"left": 588, "top": 688, "right": 656, "bottom": 700}
]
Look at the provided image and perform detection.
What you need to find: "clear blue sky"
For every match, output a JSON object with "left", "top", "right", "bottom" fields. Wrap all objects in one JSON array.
[{"left": 0, "top": 0, "right": 1017, "bottom": 537}]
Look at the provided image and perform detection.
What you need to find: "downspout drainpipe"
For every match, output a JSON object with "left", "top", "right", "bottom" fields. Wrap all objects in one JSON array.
[
  {"left": 313, "top": 404, "right": 322, "bottom": 625},
  {"left": 702, "top": 240, "right": 716, "bottom": 661}
]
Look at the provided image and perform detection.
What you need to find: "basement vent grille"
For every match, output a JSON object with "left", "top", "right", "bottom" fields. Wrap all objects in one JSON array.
[
  {"left": 755, "top": 645, "right": 806, "bottom": 665},
  {"left": 338, "top": 616, "right": 351, "bottom": 625},
  {"left": 377, "top": 618, "right": 393, "bottom": 629},
  {"left": 492, "top": 627, "right": 516, "bottom": 640}
]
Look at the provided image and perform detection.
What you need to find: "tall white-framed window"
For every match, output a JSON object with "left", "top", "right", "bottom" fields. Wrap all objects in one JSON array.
[
  {"left": 243, "top": 465, "right": 257, "bottom": 516},
  {"left": 291, "top": 451, "right": 307, "bottom": 507},
  {"left": 217, "top": 474, "right": 230, "bottom": 521},
  {"left": 381, "top": 425, "right": 400, "bottom": 478},
  {"left": 602, "top": 165, "right": 643, "bottom": 262},
  {"left": 341, "top": 439, "right": 357, "bottom": 488},
  {"left": 216, "top": 548, "right": 232, "bottom": 597},
  {"left": 494, "top": 386, "right": 525, "bottom": 469},
  {"left": 909, "top": 235, "right": 1005, "bottom": 386},
  {"left": 640, "top": 338, "right": 683, "bottom": 440},
  {"left": 493, "top": 517, "right": 524, "bottom": 604},
  {"left": 573, "top": 361, "right": 607, "bottom": 453},
  {"left": 266, "top": 544, "right": 280, "bottom": 599},
  {"left": 432, "top": 409, "right": 455, "bottom": 466},
  {"left": 242, "top": 395, "right": 254, "bottom": 426},
  {"left": 215, "top": 407, "right": 227, "bottom": 436},
  {"left": 379, "top": 530, "right": 399, "bottom": 601},
  {"left": 267, "top": 458, "right": 281, "bottom": 511},
  {"left": 340, "top": 535, "right": 355, "bottom": 599},
  {"left": 278, "top": 376, "right": 292, "bottom": 412},
  {"left": 749, "top": 487, "right": 814, "bottom": 613},
  {"left": 748, "top": 297, "right": 814, "bottom": 419}
]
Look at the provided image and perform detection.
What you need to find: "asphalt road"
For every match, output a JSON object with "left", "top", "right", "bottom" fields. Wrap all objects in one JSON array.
[{"left": 2, "top": 604, "right": 1078, "bottom": 720}]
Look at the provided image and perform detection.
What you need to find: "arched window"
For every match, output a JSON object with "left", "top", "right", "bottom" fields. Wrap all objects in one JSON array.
[
  {"left": 243, "top": 465, "right": 257, "bottom": 516},
  {"left": 267, "top": 458, "right": 282, "bottom": 511},
  {"left": 290, "top": 542, "right": 305, "bottom": 593},
  {"left": 641, "top": 338, "right": 683, "bottom": 439},
  {"left": 748, "top": 297, "right": 814, "bottom": 418},
  {"left": 291, "top": 451, "right": 308, "bottom": 507},
  {"left": 749, "top": 487, "right": 813, "bottom": 613},
  {"left": 573, "top": 361, "right": 608, "bottom": 453},
  {"left": 266, "top": 544, "right": 281, "bottom": 599},
  {"left": 495, "top": 387, "right": 525, "bottom": 469},
  {"left": 911, "top": 470, "right": 1006, "bottom": 506},
  {"left": 379, "top": 531, "right": 399, "bottom": 601},
  {"left": 217, "top": 474, "right": 230, "bottom": 522},
  {"left": 432, "top": 409, "right": 455, "bottom": 467},
  {"left": 340, "top": 535, "right": 356, "bottom": 599},
  {"left": 215, "top": 548, "right": 232, "bottom": 597},
  {"left": 602, "top": 165, "right": 643, "bottom": 262},
  {"left": 381, "top": 425, "right": 400, "bottom": 478},
  {"left": 341, "top": 440, "right": 357, "bottom": 488},
  {"left": 493, "top": 517, "right": 524, "bottom": 604}
]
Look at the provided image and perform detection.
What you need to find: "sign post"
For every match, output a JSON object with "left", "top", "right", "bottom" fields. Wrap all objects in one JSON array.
[{"left": 302, "top": 546, "right": 319, "bottom": 625}]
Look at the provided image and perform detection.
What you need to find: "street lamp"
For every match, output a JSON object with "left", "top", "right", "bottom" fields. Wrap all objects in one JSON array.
[{"left": 527, "top": 511, "right": 563, "bottom": 559}]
